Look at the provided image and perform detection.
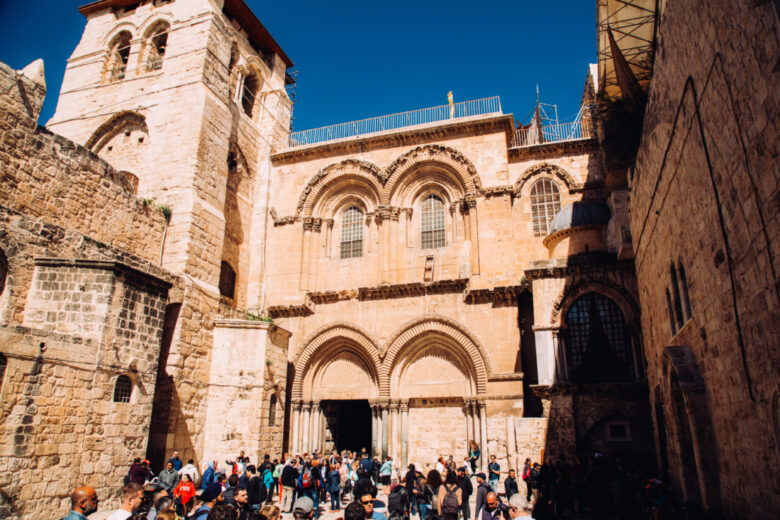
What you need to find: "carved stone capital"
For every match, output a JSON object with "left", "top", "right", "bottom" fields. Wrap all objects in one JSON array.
[
  {"left": 292, "top": 400, "right": 304, "bottom": 411},
  {"left": 302, "top": 217, "right": 322, "bottom": 232}
]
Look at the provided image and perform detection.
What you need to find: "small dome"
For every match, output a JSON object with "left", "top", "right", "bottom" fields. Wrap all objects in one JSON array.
[{"left": 549, "top": 200, "right": 611, "bottom": 234}]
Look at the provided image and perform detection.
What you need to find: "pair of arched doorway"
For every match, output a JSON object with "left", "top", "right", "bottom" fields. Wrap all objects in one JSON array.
[{"left": 288, "top": 319, "right": 489, "bottom": 467}]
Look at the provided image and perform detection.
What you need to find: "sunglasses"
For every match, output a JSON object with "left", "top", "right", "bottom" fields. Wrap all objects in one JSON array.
[{"left": 361, "top": 501, "right": 374, "bottom": 505}]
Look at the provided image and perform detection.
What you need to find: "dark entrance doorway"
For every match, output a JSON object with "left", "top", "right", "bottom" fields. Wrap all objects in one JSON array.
[{"left": 324, "top": 400, "right": 372, "bottom": 453}]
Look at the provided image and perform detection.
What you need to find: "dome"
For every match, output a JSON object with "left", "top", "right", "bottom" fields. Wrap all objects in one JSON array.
[{"left": 549, "top": 200, "right": 611, "bottom": 234}]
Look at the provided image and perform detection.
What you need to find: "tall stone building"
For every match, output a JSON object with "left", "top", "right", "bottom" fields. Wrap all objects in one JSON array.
[{"left": 0, "top": 0, "right": 777, "bottom": 519}]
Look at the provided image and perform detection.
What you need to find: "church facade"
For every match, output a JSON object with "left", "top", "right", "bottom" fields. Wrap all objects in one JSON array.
[{"left": 0, "top": 0, "right": 777, "bottom": 519}]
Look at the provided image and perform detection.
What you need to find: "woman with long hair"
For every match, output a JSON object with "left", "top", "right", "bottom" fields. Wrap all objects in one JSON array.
[
  {"left": 468, "top": 441, "right": 481, "bottom": 473},
  {"left": 436, "top": 468, "right": 462, "bottom": 520}
]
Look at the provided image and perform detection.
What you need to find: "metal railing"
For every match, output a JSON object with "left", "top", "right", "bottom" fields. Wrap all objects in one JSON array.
[
  {"left": 287, "top": 96, "right": 502, "bottom": 148},
  {"left": 510, "top": 120, "right": 594, "bottom": 148}
]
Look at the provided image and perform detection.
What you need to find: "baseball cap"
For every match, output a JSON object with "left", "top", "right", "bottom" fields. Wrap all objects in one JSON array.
[
  {"left": 201, "top": 482, "right": 223, "bottom": 502},
  {"left": 293, "top": 496, "right": 314, "bottom": 514}
]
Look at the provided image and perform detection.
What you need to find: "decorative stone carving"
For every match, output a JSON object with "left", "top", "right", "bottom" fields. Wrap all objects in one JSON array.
[{"left": 514, "top": 162, "right": 584, "bottom": 196}]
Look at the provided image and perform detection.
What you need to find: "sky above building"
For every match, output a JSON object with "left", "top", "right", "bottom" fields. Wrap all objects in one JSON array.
[{"left": 0, "top": 0, "right": 596, "bottom": 132}]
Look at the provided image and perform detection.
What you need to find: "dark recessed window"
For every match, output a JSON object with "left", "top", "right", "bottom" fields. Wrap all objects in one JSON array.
[
  {"left": 269, "top": 394, "right": 277, "bottom": 427},
  {"left": 113, "top": 375, "right": 132, "bottom": 403},
  {"left": 219, "top": 261, "right": 236, "bottom": 299},
  {"left": 242, "top": 74, "right": 259, "bottom": 117}
]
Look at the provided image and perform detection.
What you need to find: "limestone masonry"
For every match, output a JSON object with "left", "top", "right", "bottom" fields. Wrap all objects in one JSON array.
[{"left": 0, "top": 0, "right": 777, "bottom": 519}]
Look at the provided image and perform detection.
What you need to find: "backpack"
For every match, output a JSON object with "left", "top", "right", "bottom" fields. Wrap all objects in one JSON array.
[
  {"left": 441, "top": 485, "right": 459, "bottom": 515},
  {"left": 388, "top": 486, "right": 408, "bottom": 514},
  {"left": 301, "top": 468, "right": 313, "bottom": 488}
]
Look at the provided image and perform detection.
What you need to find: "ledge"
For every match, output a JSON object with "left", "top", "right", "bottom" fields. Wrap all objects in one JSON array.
[
  {"left": 214, "top": 319, "right": 292, "bottom": 337},
  {"left": 530, "top": 381, "right": 648, "bottom": 397},
  {"left": 34, "top": 257, "right": 174, "bottom": 290},
  {"left": 271, "top": 114, "right": 515, "bottom": 165},
  {"left": 358, "top": 279, "right": 469, "bottom": 300},
  {"left": 266, "top": 302, "right": 314, "bottom": 318},
  {"left": 524, "top": 253, "right": 634, "bottom": 281},
  {"left": 508, "top": 138, "right": 599, "bottom": 161}
]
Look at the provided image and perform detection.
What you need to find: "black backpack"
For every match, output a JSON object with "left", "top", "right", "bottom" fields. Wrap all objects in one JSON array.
[{"left": 388, "top": 486, "right": 409, "bottom": 514}]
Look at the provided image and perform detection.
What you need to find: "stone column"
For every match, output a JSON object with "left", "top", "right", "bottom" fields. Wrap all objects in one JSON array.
[
  {"left": 464, "top": 400, "right": 474, "bottom": 448},
  {"left": 311, "top": 402, "right": 321, "bottom": 453},
  {"left": 381, "top": 402, "right": 389, "bottom": 459},
  {"left": 400, "top": 400, "right": 410, "bottom": 467},
  {"left": 301, "top": 401, "right": 312, "bottom": 453},
  {"left": 291, "top": 401, "right": 302, "bottom": 454},
  {"left": 478, "top": 400, "right": 488, "bottom": 471},
  {"left": 370, "top": 403, "right": 380, "bottom": 457},
  {"left": 390, "top": 401, "right": 400, "bottom": 462}
]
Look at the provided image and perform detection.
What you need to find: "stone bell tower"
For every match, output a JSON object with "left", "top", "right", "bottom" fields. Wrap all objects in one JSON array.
[
  {"left": 47, "top": 0, "right": 294, "bottom": 467},
  {"left": 48, "top": 0, "right": 293, "bottom": 311}
]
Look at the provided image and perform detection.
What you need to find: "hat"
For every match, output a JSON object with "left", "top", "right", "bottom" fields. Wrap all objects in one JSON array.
[
  {"left": 201, "top": 482, "right": 223, "bottom": 502},
  {"left": 508, "top": 495, "right": 524, "bottom": 510},
  {"left": 293, "top": 496, "right": 314, "bottom": 514},
  {"left": 475, "top": 472, "right": 486, "bottom": 480},
  {"left": 457, "top": 466, "right": 467, "bottom": 472}
]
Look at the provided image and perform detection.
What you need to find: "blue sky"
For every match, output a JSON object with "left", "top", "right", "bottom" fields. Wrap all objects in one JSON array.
[{"left": 0, "top": 0, "right": 596, "bottom": 131}]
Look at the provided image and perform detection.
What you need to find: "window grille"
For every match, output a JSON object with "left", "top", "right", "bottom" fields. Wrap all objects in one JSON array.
[
  {"left": 219, "top": 261, "right": 236, "bottom": 299},
  {"left": 530, "top": 178, "right": 561, "bottom": 237},
  {"left": 242, "top": 74, "right": 259, "bottom": 117},
  {"left": 340, "top": 206, "right": 364, "bottom": 259},
  {"left": 113, "top": 375, "right": 132, "bottom": 403},
  {"left": 421, "top": 195, "right": 446, "bottom": 249},
  {"left": 564, "top": 292, "right": 635, "bottom": 383}
]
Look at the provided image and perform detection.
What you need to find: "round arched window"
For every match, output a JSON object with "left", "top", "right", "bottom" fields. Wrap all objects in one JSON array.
[
  {"left": 340, "top": 206, "right": 364, "bottom": 259},
  {"left": 564, "top": 292, "right": 635, "bottom": 383},
  {"left": 530, "top": 178, "right": 561, "bottom": 237},
  {"left": 421, "top": 194, "right": 446, "bottom": 249}
]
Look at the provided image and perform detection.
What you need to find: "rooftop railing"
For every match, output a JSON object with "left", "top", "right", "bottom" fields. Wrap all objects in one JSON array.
[
  {"left": 287, "top": 96, "right": 503, "bottom": 149},
  {"left": 510, "top": 120, "right": 594, "bottom": 148}
]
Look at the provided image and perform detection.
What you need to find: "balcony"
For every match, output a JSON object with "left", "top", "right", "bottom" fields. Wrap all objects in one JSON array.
[{"left": 510, "top": 120, "right": 594, "bottom": 149}]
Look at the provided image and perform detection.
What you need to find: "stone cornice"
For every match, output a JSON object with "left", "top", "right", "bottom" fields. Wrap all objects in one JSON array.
[
  {"left": 358, "top": 278, "right": 469, "bottom": 300},
  {"left": 271, "top": 114, "right": 515, "bottom": 165},
  {"left": 266, "top": 302, "right": 314, "bottom": 318},
  {"left": 213, "top": 319, "right": 292, "bottom": 337},
  {"left": 464, "top": 284, "right": 529, "bottom": 304},
  {"left": 524, "top": 254, "right": 634, "bottom": 281},
  {"left": 542, "top": 224, "right": 607, "bottom": 248},
  {"left": 530, "top": 382, "right": 647, "bottom": 397},
  {"left": 507, "top": 138, "right": 599, "bottom": 162},
  {"left": 487, "top": 372, "right": 524, "bottom": 382},
  {"left": 33, "top": 257, "right": 174, "bottom": 290}
]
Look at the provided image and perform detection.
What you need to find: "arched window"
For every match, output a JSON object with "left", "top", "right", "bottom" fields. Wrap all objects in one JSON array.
[
  {"left": 421, "top": 194, "right": 446, "bottom": 249},
  {"left": 530, "top": 178, "right": 561, "bottom": 237},
  {"left": 144, "top": 22, "right": 169, "bottom": 72},
  {"left": 665, "top": 288, "right": 677, "bottom": 335},
  {"left": 340, "top": 206, "right": 364, "bottom": 259},
  {"left": 679, "top": 263, "right": 692, "bottom": 321},
  {"left": 268, "top": 394, "right": 277, "bottom": 427},
  {"left": 242, "top": 74, "right": 259, "bottom": 117},
  {"left": 106, "top": 31, "right": 132, "bottom": 82},
  {"left": 564, "top": 292, "right": 635, "bottom": 383},
  {"left": 113, "top": 375, "right": 132, "bottom": 403},
  {"left": 219, "top": 261, "right": 236, "bottom": 299},
  {"left": 670, "top": 264, "right": 684, "bottom": 330}
]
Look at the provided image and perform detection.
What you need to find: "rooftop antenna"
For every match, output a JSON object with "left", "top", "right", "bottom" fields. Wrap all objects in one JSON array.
[{"left": 535, "top": 85, "right": 559, "bottom": 126}]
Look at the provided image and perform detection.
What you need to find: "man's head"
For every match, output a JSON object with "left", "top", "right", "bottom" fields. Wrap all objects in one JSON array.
[
  {"left": 476, "top": 472, "right": 486, "bottom": 483},
  {"left": 240, "top": 450, "right": 246, "bottom": 458},
  {"left": 228, "top": 474, "right": 239, "bottom": 488},
  {"left": 188, "top": 459, "right": 194, "bottom": 465},
  {"left": 457, "top": 467, "right": 466, "bottom": 478},
  {"left": 172, "top": 451, "right": 179, "bottom": 458},
  {"left": 490, "top": 455, "right": 496, "bottom": 462},
  {"left": 292, "top": 496, "right": 315, "bottom": 520},
  {"left": 247, "top": 464, "right": 257, "bottom": 475},
  {"left": 165, "top": 461, "right": 173, "bottom": 471},
  {"left": 345, "top": 502, "right": 364, "bottom": 520},
  {"left": 201, "top": 482, "right": 224, "bottom": 505},
  {"left": 119, "top": 483, "right": 144, "bottom": 513},
  {"left": 234, "top": 487, "right": 248, "bottom": 506},
  {"left": 360, "top": 494, "right": 375, "bottom": 518},
  {"left": 153, "top": 489, "right": 169, "bottom": 503},
  {"left": 507, "top": 495, "right": 524, "bottom": 519},
  {"left": 508, "top": 469, "right": 515, "bottom": 479},
  {"left": 70, "top": 486, "right": 99, "bottom": 516},
  {"left": 208, "top": 503, "right": 239, "bottom": 520},
  {"left": 485, "top": 492, "right": 499, "bottom": 511}
]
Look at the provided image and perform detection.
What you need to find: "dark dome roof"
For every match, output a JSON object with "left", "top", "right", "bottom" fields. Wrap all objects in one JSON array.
[{"left": 549, "top": 200, "right": 611, "bottom": 234}]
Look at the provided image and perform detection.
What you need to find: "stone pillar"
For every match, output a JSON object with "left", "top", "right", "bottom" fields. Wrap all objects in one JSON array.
[
  {"left": 311, "top": 402, "right": 321, "bottom": 453},
  {"left": 478, "top": 401, "right": 488, "bottom": 471},
  {"left": 301, "top": 402, "right": 312, "bottom": 453},
  {"left": 291, "top": 401, "right": 302, "bottom": 454},
  {"left": 381, "top": 402, "right": 389, "bottom": 459},
  {"left": 464, "top": 400, "right": 474, "bottom": 447},
  {"left": 390, "top": 401, "right": 400, "bottom": 462},
  {"left": 371, "top": 403, "right": 380, "bottom": 457},
  {"left": 401, "top": 400, "right": 409, "bottom": 467}
]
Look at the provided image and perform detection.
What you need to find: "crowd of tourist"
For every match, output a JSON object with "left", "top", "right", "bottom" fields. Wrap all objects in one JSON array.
[{"left": 59, "top": 446, "right": 715, "bottom": 520}]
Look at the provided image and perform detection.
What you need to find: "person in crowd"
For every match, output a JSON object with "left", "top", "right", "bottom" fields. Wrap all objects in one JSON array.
[
  {"left": 487, "top": 455, "right": 500, "bottom": 493},
  {"left": 173, "top": 473, "right": 196, "bottom": 510},
  {"left": 298, "top": 457, "right": 322, "bottom": 518},
  {"left": 445, "top": 455, "right": 457, "bottom": 475},
  {"left": 204, "top": 503, "right": 237, "bottom": 520},
  {"left": 435, "top": 457, "right": 445, "bottom": 475},
  {"left": 158, "top": 461, "right": 179, "bottom": 492},
  {"left": 468, "top": 441, "right": 481, "bottom": 473},
  {"left": 292, "top": 496, "right": 315, "bottom": 520},
  {"left": 413, "top": 474, "right": 431, "bottom": 520},
  {"left": 167, "top": 451, "right": 182, "bottom": 472},
  {"left": 521, "top": 458, "right": 532, "bottom": 504},
  {"left": 359, "top": 492, "right": 386, "bottom": 520},
  {"left": 60, "top": 486, "right": 99, "bottom": 520},
  {"left": 202, "top": 461, "right": 216, "bottom": 490},
  {"left": 223, "top": 474, "right": 240, "bottom": 504},
  {"left": 504, "top": 469, "right": 518, "bottom": 501},
  {"left": 155, "top": 511, "right": 176, "bottom": 520},
  {"left": 457, "top": 466, "right": 473, "bottom": 520},
  {"left": 152, "top": 496, "right": 174, "bottom": 518},
  {"left": 372, "top": 457, "right": 381, "bottom": 486},
  {"left": 344, "top": 501, "right": 364, "bottom": 520},
  {"left": 190, "top": 482, "right": 223, "bottom": 520},
  {"left": 353, "top": 468, "right": 374, "bottom": 505},
  {"left": 528, "top": 463, "right": 540, "bottom": 507},
  {"left": 246, "top": 464, "right": 265, "bottom": 509},
  {"left": 129, "top": 459, "right": 152, "bottom": 485},
  {"left": 260, "top": 503, "right": 280, "bottom": 520},
  {"left": 327, "top": 461, "right": 342, "bottom": 511},
  {"left": 436, "top": 467, "right": 462, "bottom": 520},
  {"left": 507, "top": 495, "right": 524, "bottom": 520},
  {"left": 263, "top": 463, "right": 275, "bottom": 503},
  {"left": 425, "top": 469, "right": 442, "bottom": 514},
  {"left": 477, "top": 491, "right": 506, "bottom": 520},
  {"left": 281, "top": 459, "right": 298, "bottom": 512},
  {"left": 233, "top": 486, "right": 252, "bottom": 520},
  {"left": 378, "top": 456, "right": 393, "bottom": 496},
  {"left": 179, "top": 458, "right": 199, "bottom": 485},
  {"left": 403, "top": 464, "right": 417, "bottom": 515},
  {"left": 106, "top": 483, "right": 144, "bottom": 520},
  {"left": 474, "top": 473, "right": 491, "bottom": 516},
  {"left": 146, "top": 489, "right": 168, "bottom": 520}
]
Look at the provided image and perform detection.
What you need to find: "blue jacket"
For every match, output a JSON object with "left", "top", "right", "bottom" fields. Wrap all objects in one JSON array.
[
  {"left": 202, "top": 462, "right": 216, "bottom": 490},
  {"left": 326, "top": 469, "right": 341, "bottom": 492},
  {"left": 263, "top": 469, "right": 274, "bottom": 489}
]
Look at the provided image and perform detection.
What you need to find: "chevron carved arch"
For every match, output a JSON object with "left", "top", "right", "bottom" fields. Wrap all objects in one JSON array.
[
  {"left": 296, "top": 159, "right": 384, "bottom": 218},
  {"left": 384, "top": 144, "right": 482, "bottom": 204},
  {"left": 380, "top": 315, "right": 490, "bottom": 397},
  {"left": 514, "top": 162, "right": 583, "bottom": 196},
  {"left": 292, "top": 322, "right": 382, "bottom": 400}
]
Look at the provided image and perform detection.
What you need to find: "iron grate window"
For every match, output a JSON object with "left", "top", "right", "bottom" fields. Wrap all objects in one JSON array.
[
  {"left": 564, "top": 292, "right": 635, "bottom": 383},
  {"left": 113, "top": 375, "right": 132, "bottom": 403},
  {"left": 421, "top": 195, "right": 446, "bottom": 249},
  {"left": 530, "top": 178, "right": 561, "bottom": 237},
  {"left": 340, "top": 206, "right": 364, "bottom": 259}
]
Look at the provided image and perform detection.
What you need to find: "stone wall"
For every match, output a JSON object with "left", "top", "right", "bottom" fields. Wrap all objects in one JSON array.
[{"left": 630, "top": 0, "right": 780, "bottom": 517}]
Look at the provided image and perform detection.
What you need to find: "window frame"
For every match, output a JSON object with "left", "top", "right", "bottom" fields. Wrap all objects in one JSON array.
[
  {"left": 420, "top": 194, "right": 447, "bottom": 249},
  {"left": 113, "top": 374, "right": 133, "bottom": 404},
  {"left": 339, "top": 206, "right": 364, "bottom": 259},
  {"left": 529, "top": 177, "right": 562, "bottom": 237}
]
